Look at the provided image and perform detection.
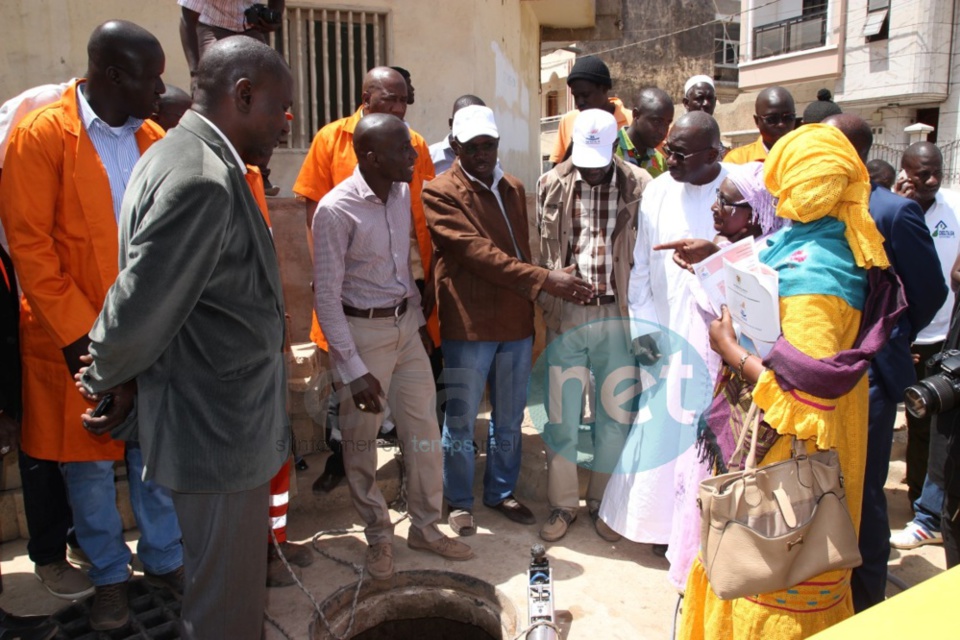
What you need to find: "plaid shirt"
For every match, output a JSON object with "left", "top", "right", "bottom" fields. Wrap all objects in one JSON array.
[{"left": 572, "top": 168, "right": 619, "bottom": 296}]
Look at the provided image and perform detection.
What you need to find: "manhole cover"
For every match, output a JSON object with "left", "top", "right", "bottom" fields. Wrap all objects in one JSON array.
[{"left": 48, "top": 578, "right": 181, "bottom": 639}]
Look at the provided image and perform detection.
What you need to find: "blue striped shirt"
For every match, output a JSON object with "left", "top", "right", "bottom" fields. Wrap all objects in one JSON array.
[{"left": 75, "top": 84, "right": 143, "bottom": 221}]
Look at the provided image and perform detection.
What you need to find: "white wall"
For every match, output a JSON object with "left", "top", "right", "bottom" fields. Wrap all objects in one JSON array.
[
  {"left": 835, "top": 0, "right": 952, "bottom": 107},
  {"left": 936, "top": 0, "right": 960, "bottom": 142}
]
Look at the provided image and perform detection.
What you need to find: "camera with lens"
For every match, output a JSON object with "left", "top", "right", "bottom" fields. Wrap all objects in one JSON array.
[
  {"left": 905, "top": 349, "right": 960, "bottom": 419},
  {"left": 244, "top": 3, "right": 282, "bottom": 26}
]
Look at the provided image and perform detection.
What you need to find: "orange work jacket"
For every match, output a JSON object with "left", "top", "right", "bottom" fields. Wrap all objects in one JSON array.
[
  {"left": 0, "top": 80, "right": 164, "bottom": 462},
  {"left": 293, "top": 107, "right": 438, "bottom": 350}
]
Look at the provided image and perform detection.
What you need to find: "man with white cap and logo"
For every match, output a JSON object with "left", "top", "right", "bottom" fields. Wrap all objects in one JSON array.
[
  {"left": 423, "top": 106, "right": 592, "bottom": 536},
  {"left": 535, "top": 109, "right": 652, "bottom": 542}
]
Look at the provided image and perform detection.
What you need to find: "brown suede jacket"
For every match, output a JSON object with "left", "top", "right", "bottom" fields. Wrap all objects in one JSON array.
[{"left": 423, "top": 161, "right": 548, "bottom": 342}]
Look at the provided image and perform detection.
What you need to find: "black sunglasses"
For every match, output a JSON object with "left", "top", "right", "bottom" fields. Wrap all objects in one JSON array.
[
  {"left": 662, "top": 145, "right": 715, "bottom": 163},
  {"left": 758, "top": 113, "right": 797, "bottom": 126}
]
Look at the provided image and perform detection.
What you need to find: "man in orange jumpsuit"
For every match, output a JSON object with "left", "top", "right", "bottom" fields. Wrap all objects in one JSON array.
[
  {"left": 294, "top": 66, "right": 438, "bottom": 492},
  {"left": 0, "top": 21, "right": 182, "bottom": 631}
]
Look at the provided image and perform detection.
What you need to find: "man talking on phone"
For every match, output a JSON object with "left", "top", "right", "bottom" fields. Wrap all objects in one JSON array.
[{"left": 890, "top": 142, "right": 960, "bottom": 556}]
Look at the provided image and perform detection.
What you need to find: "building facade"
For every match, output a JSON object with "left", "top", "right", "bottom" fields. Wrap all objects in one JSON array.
[
  {"left": 725, "top": 0, "right": 960, "bottom": 184},
  {"left": 1, "top": 0, "right": 603, "bottom": 190}
]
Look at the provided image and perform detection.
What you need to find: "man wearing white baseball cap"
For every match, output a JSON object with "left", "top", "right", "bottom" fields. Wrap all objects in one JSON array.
[
  {"left": 535, "top": 109, "right": 652, "bottom": 542},
  {"left": 423, "top": 106, "right": 592, "bottom": 536}
]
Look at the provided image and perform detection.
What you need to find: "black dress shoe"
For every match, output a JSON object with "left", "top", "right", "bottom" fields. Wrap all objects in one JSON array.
[
  {"left": 0, "top": 608, "right": 54, "bottom": 631},
  {"left": 484, "top": 495, "right": 536, "bottom": 524},
  {"left": 312, "top": 470, "right": 344, "bottom": 494},
  {"left": 0, "top": 609, "right": 57, "bottom": 640},
  {"left": 0, "top": 623, "right": 58, "bottom": 640}
]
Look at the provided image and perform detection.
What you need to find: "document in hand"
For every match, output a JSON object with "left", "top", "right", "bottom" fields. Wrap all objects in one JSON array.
[
  {"left": 723, "top": 258, "right": 780, "bottom": 344},
  {"left": 692, "top": 237, "right": 759, "bottom": 316}
]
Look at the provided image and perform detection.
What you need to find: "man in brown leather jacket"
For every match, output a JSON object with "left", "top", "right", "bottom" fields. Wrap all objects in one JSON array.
[{"left": 423, "top": 106, "right": 591, "bottom": 536}]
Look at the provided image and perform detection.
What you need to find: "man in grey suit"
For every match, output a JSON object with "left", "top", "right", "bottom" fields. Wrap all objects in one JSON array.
[{"left": 77, "top": 37, "right": 293, "bottom": 640}]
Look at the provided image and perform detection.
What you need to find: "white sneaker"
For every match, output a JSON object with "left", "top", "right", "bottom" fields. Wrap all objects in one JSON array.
[{"left": 890, "top": 521, "right": 943, "bottom": 550}]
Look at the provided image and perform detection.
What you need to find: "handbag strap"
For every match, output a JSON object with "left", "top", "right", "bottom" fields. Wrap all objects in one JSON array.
[{"left": 743, "top": 402, "right": 762, "bottom": 471}]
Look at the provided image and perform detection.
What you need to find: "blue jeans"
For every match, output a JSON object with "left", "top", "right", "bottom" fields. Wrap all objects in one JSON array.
[
  {"left": 441, "top": 337, "right": 532, "bottom": 510},
  {"left": 62, "top": 442, "right": 183, "bottom": 586},
  {"left": 913, "top": 473, "right": 945, "bottom": 533}
]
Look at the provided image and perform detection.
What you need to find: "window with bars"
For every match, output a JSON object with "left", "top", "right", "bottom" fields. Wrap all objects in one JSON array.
[{"left": 269, "top": 7, "right": 388, "bottom": 149}]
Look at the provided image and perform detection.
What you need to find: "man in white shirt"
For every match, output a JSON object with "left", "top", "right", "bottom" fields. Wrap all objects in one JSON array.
[
  {"left": 599, "top": 111, "right": 725, "bottom": 587},
  {"left": 890, "top": 141, "right": 960, "bottom": 549}
]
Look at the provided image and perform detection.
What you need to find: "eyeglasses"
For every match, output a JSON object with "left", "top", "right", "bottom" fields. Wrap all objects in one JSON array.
[
  {"left": 662, "top": 145, "right": 715, "bottom": 163},
  {"left": 715, "top": 188, "right": 751, "bottom": 210},
  {"left": 460, "top": 140, "right": 498, "bottom": 156},
  {"left": 758, "top": 113, "right": 797, "bottom": 126}
]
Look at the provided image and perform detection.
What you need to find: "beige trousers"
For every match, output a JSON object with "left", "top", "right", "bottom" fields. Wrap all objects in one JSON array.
[
  {"left": 339, "top": 310, "right": 444, "bottom": 545},
  {"left": 545, "top": 303, "right": 634, "bottom": 513}
]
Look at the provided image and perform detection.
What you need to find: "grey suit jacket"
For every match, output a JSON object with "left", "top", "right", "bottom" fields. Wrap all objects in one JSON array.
[{"left": 83, "top": 110, "right": 290, "bottom": 493}]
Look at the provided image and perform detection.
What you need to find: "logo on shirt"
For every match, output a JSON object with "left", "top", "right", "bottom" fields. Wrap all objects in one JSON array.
[{"left": 933, "top": 220, "right": 955, "bottom": 239}]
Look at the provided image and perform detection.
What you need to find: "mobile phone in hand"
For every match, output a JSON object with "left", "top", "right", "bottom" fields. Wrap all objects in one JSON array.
[{"left": 92, "top": 394, "right": 114, "bottom": 418}]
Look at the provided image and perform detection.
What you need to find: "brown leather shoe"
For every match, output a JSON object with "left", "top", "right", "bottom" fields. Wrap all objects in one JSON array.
[
  {"left": 365, "top": 543, "right": 394, "bottom": 580},
  {"left": 267, "top": 555, "right": 301, "bottom": 587},
  {"left": 539, "top": 509, "right": 576, "bottom": 542},
  {"left": 407, "top": 527, "right": 474, "bottom": 561},
  {"left": 448, "top": 509, "right": 476, "bottom": 537},
  {"left": 590, "top": 511, "right": 622, "bottom": 543},
  {"left": 269, "top": 541, "right": 315, "bottom": 568},
  {"left": 484, "top": 495, "right": 536, "bottom": 525},
  {"left": 89, "top": 582, "right": 129, "bottom": 631}
]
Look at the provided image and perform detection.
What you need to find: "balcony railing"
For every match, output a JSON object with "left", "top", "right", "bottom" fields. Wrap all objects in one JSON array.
[{"left": 753, "top": 11, "right": 827, "bottom": 60}]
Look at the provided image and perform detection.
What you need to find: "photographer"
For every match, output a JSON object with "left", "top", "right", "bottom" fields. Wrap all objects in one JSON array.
[
  {"left": 178, "top": 0, "right": 285, "bottom": 195},
  {"left": 921, "top": 293, "right": 960, "bottom": 567},
  {"left": 179, "top": 1, "right": 285, "bottom": 76}
]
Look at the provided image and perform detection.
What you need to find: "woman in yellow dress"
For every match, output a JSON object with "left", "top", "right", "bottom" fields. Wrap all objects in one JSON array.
[{"left": 680, "top": 124, "right": 896, "bottom": 639}]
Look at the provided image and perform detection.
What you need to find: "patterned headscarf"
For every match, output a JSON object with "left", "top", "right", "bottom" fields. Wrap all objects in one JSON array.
[
  {"left": 725, "top": 161, "right": 782, "bottom": 236},
  {"left": 763, "top": 124, "right": 889, "bottom": 270}
]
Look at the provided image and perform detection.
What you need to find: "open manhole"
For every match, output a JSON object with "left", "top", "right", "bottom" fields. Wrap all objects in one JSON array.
[{"left": 312, "top": 570, "right": 520, "bottom": 640}]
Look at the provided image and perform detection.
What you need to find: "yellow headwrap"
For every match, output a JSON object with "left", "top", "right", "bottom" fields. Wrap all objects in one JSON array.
[{"left": 763, "top": 124, "right": 889, "bottom": 269}]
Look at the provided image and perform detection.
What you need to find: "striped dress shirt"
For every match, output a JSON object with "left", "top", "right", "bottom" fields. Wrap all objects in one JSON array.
[
  {"left": 312, "top": 166, "right": 425, "bottom": 383},
  {"left": 75, "top": 84, "right": 143, "bottom": 221}
]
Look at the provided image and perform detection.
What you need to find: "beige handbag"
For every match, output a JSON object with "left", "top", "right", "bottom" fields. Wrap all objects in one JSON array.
[{"left": 697, "top": 402, "right": 862, "bottom": 600}]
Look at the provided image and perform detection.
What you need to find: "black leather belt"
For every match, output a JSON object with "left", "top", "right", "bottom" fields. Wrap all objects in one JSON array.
[
  {"left": 583, "top": 294, "right": 616, "bottom": 306},
  {"left": 343, "top": 299, "right": 407, "bottom": 318}
]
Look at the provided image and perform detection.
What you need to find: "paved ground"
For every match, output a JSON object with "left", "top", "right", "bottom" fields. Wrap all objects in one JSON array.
[{"left": 0, "top": 417, "right": 947, "bottom": 639}]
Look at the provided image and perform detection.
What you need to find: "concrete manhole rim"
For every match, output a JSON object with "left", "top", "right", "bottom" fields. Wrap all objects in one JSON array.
[{"left": 311, "top": 569, "right": 520, "bottom": 640}]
